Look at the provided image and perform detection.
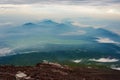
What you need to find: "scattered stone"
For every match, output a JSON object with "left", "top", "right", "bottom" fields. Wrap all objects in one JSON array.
[
  {"left": 15, "top": 71, "right": 27, "bottom": 80},
  {"left": 52, "top": 69, "right": 68, "bottom": 75},
  {"left": 0, "top": 62, "right": 120, "bottom": 80}
]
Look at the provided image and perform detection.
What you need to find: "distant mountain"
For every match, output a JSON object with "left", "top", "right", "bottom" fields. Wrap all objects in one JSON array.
[
  {"left": 0, "top": 20, "right": 120, "bottom": 57},
  {"left": 39, "top": 20, "right": 58, "bottom": 24},
  {"left": 86, "top": 28, "right": 120, "bottom": 40},
  {"left": 23, "top": 22, "right": 36, "bottom": 26},
  {"left": 20, "top": 20, "right": 119, "bottom": 40},
  {"left": 0, "top": 20, "right": 120, "bottom": 42}
]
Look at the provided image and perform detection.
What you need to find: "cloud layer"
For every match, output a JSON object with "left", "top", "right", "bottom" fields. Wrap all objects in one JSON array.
[
  {"left": 0, "top": 0, "right": 120, "bottom": 35},
  {"left": 0, "top": 48, "right": 13, "bottom": 56},
  {"left": 111, "top": 67, "right": 120, "bottom": 70},
  {"left": 89, "top": 58, "right": 119, "bottom": 62},
  {"left": 61, "top": 30, "right": 86, "bottom": 36},
  {"left": 96, "top": 37, "right": 118, "bottom": 44},
  {"left": 0, "top": 0, "right": 120, "bottom": 5}
]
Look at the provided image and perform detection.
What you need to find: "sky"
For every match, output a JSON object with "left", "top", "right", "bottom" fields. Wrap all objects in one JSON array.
[{"left": 0, "top": 0, "right": 120, "bottom": 34}]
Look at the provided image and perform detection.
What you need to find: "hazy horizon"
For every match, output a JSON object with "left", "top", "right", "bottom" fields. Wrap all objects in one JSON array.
[{"left": 0, "top": 0, "right": 120, "bottom": 35}]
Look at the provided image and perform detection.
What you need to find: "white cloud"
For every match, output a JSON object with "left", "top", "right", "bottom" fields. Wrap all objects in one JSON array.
[
  {"left": 72, "top": 22, "right": 90, "bottom": 27},
  {"left": 111, "top": 67, "right": 120, "bottom": 70},
  {"left": 89, "top": 58, "right": 119, "bottom": 62},
  {"left": 22, "top": 51, "right": 38, "bottom": 54},
  {"left": 71, "top": 59, "right": 82, "bottom": 63},
  {"left": 61, "top": 30, "right": 86, "bottom": 36},
  {"left": 0, "top": 48, "right": 13, "bottom": 56},
  {"left": 0, "top": 0, "right": 120, "bottom": 6},
  {"left": 72, "top": 22, "right": 106, "bottom": 28},
  {"left": 107, "top": 9, "right": 120, "bottom": 14},
  {"left": 0, "top": 22, "right": 13, "bottom": 27},
  {"left": 0, "top": 4, "right": 120, "bottom": 20},
  {"left": 96, "top": 37, "right": 118, "bottom": 44}
]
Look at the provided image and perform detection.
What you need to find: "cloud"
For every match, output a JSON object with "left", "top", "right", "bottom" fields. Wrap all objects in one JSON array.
[
  {"left": 72, "top": 22, "right": 106, "bottom": 28},
  {"left": 71, "top": 59, "right": 82, "bottom": 63},
  {"left": 72, "top": 22, "right": 91, "bottom": 27},
  {"left": 60, "top": 30, "right": 86, "bottom": 36},
  {"left": 89, "top": 58, "right": 119, "bottom": 62},
  {"left": 0, "top": 22, "right": 13, "bottom": 27},
  {"left": 96, "top": 37, "right": 118, "bottom": 44},
  {"left": 0, "top": 48, "right": 13, "bottom": 56},
  {"left": 22, "top": 51, "right": 38, "bottom": 54},
  {"left": 0, "top": 3, "right": 120, "bottom": 21},
  {"left": 111, "top": 67, "right": 120, "bottom": 70},
  {"left": 111, "top": 29, "right": 120, "bottom": 35},
  {"left": 0, "top": 0, "right": 120, "bottom": 34},
  {"left": 0, "top": 0, "right": 120, "bottom": 6}
]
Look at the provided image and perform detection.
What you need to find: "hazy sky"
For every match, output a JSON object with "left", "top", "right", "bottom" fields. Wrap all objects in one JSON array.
[{"left": 0, "top": 0, "right": 120, "bottom": 34}]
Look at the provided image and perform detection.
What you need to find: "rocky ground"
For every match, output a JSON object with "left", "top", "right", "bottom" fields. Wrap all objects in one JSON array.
[{"left": 0, "top": 62, "right": 120, "bottom": 80}]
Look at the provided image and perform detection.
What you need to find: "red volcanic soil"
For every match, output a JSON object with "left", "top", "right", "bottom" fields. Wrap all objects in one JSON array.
[{"left": 0, "top": 62, "right": 120, "bottom": 80}]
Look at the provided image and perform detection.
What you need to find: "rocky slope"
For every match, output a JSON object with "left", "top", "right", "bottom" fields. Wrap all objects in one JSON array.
[{"left": 0, "top": 62, "right": 120, "bottom": 80}]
